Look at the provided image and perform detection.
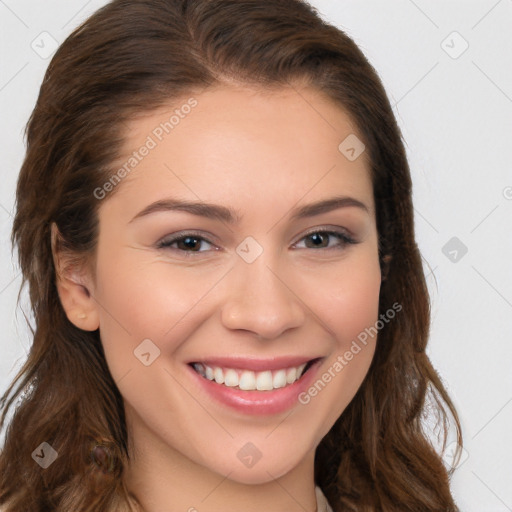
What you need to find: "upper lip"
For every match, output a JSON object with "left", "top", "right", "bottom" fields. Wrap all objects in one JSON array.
[{"left": 188, "top": 356, "right": 322, "bottom": 372}]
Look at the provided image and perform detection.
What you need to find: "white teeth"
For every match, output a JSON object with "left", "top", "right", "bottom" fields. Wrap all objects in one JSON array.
[
  {"left": 239, "top": 371, "right": 256, "bottom": 390},
  {"left": 272, "top": 369, "right": 287, "bottom": 389},
  {"left": 286, "top": 367, "right": 297, "bottom": 384},
  {"left": 192, "top": 361, "right": 312, "bottom": 391},
  {"left": 213, "top": 367, "right": 224, "bottom": 384},
  {"left": 205, "top": 365, "right": 214, "bottom": 380},
  {"left": 224, "top": 369, "right": 239, "bottom": 387},
  {"left": 256, "top": 370, "right": 273, "bottom": 391}
]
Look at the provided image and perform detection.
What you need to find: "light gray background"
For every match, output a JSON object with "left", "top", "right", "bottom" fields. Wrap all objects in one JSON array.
[{"left": 1, "top": 1, "right": 511, "bottom": 510}]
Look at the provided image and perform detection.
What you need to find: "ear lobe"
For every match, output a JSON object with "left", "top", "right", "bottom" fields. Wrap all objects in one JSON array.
[{"left": 51, "top": 223, "right": 100, "bottom": 331}]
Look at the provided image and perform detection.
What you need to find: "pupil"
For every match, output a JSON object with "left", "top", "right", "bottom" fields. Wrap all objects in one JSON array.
[
  {"left": 181, "top": 237, "right": 199, "bottom": 250},
  {"left": 310, "top": 233, "right": 326, "bottom": 247}
]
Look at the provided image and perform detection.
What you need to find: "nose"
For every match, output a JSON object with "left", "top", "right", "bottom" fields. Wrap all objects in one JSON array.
[{"left": 220, "top": 253, "right": 306, "bottom": 340}]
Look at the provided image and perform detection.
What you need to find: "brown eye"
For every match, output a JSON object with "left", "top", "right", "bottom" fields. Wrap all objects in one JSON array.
[
  {"left": 297, "top": 230, "right": 357, "bottom": 250},
  {"left": 175, "top": 236, "right": 203, "bottom": 251},
  {"left": 304, "top": 232, "right": 330, "bottom": 248},
  {"left": 157, "top": 232, "right": 215, "bottom": 253}
]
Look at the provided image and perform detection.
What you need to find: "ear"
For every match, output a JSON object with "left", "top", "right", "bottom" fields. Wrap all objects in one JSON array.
[{"left": 51, "top": 222, "right": 100, "bottom": 331}]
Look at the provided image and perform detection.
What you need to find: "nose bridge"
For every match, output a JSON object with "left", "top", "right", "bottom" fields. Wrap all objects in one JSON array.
[{"left": 220, "top": 244, "right": 305, "bottom": 339}]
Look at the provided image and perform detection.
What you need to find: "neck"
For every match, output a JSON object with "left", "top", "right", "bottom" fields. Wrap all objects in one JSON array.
[{"left": 122, "top": 404, "right": 319, "bottom": 512}]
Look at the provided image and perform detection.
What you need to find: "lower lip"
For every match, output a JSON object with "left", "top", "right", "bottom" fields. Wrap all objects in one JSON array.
[{"left": 187, "top": 359, "right": 323, "bottom": 416}]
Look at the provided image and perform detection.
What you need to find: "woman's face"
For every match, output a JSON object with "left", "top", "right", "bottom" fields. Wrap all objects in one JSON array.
[{"left": 88, "top": 85, "right": 381, "bottom": 484}]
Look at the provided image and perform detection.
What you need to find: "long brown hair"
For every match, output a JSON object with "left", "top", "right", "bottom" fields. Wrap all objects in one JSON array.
[{"left": 0, "top": 0, "right": 462, "bottom": 510}]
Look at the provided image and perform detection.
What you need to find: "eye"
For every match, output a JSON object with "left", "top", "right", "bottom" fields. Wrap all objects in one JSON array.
[
  {"left": 157, "top": 231, "right": 216, "bottom": 254},
  {"left": 293, "top": 229, "right": 357, "bottom": 250},
  {"left": 156, "top": 228, "right": 358, "bottom": 256}
]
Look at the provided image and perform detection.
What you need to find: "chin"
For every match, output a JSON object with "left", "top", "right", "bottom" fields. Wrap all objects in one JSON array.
[
  {"left": 220, "top": 463, "right": 295, "bottom": 485},
  {"left": 203, "top": 445, "right": 308, "bottom": 485}
]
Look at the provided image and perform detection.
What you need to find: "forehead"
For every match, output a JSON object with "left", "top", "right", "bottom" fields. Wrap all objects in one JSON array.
[{"left": 102, "top": 85, "right": 374, "bottom": 217}]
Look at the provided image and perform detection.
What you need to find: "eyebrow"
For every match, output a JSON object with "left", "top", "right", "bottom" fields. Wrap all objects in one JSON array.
[{"left": 128, "top": 195, "right": 369, "bottom": 224}]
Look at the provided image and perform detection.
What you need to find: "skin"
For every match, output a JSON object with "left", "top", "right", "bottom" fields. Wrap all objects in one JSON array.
[{"left": 54, "top": 84, "right": 382, "bottom": 512}]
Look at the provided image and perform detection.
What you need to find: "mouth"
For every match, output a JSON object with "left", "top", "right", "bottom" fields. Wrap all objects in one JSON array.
[{"left": 188, "top": 358, "right": 320, "bottom": 392}]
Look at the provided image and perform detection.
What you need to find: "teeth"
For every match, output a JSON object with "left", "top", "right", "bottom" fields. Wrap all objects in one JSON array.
[
  {"left": 272, "top": 369, "right": 287, "bottom": 389},
  {"left": 256, "top": 370, "right": 273, "bottom": 391},
  {"left": 224, "top": 369, "right": 238, "bottom": 387},
  {"left": 286, "top": 367, "right": 297, "bottom": 384},
  {"left": 193, "top": 363, "right": 206, "bottom": 377},
  {"left": 239, "top": 371, "right": 256, "bottom": 390},
  {"left": 192, "top": 361, "right": 311, "bottom": 391},
  {"left": 214, "top": 367, "right": 224, "bottom": 384}
]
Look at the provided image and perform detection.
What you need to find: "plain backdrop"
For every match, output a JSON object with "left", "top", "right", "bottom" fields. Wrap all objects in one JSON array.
[{"left": 1, "top": 1, "right": 511, "bottom": 510}]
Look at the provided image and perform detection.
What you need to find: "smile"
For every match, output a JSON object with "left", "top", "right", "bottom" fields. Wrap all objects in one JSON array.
[
  {"left": 187, "top": 357, "right": 323, "bottom": 415},
  {"left": 191, "top": 361, "right": 313, "bottom": 391}
]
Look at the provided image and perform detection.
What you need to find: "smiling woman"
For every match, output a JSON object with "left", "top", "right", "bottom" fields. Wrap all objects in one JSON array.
[{"left": 0, "top": 1, "right": 462, "bottom": 511}]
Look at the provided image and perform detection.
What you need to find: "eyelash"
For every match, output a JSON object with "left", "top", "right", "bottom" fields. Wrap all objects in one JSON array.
[{"left": 156, "top": 228, "right": 358, "bottom": 255}]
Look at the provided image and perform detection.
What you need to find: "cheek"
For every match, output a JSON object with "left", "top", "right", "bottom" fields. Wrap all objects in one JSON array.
[
  {"left": 92, "top": 246, "right": 227, "bottom": 381},
  {"left": 304, "top": 248, "right": 382, "bottom": 340},
  {"left": 323, "top": 249, "right": 382, "bottom": 372},
  {"left": 294, "top": 250, "right": 381, "bottom": 434},
  {"left": 328, "top": 267, "right": 381, "bottom": 342}
]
